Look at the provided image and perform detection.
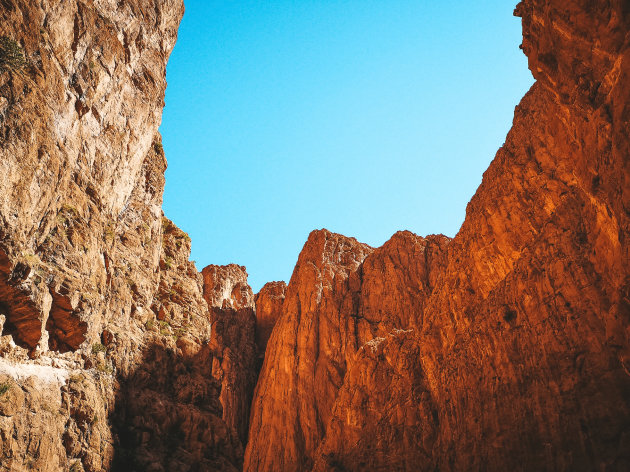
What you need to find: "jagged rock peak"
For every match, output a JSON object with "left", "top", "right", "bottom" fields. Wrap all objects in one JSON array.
[{"left": 202, "top": 264, "right": 255, "bottom": 310}]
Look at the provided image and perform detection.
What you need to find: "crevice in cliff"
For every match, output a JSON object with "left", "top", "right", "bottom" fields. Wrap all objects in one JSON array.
[
  {"left": 46, "top": 287, "right": 87, "bottom": 353},
  {"left": 0, "top": 249, "right": 42, "bottom": 349}
]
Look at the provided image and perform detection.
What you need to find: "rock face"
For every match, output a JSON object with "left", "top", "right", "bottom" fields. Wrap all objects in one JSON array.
[
  {"left": 245, "top": 230, "right": 450, "bottom": 471},
  {"left": 1, "top": 0, "right": 629, "bottom": 471},
  {"left": 246, "top": 1, "right": 630, "bottom": 471},
  {"left": 202, "top": 264, "right": 258, "bottom": 446},
  {"left": 0, "top": 1, "right": 254, "bottom": 471},
  {"left": 254, "top": 281, "right": 286, "bottom": 359}
]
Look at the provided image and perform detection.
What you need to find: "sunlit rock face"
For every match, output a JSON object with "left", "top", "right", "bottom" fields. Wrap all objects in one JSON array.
[
  {"left": 245, "top": 229, "right": 450, "bottom": 471},
  {"left": 0, "top": 0, "right": 184, "bottom": 358},
  {"left": 0, "top": 0, "right": 629, "bottom": 470},
  {"left": 246, "top": 1, "right": 630, "bottom": 470}
]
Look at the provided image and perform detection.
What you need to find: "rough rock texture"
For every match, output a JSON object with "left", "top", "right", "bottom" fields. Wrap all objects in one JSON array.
[
  {"left": 0, "top": 1, "right": 251, "bottom": 471},
  {"left": 202, "top": 264, "right": 258, "bottom": 446},
  {"left": 254, "top": 281, "right": 286, "bottom": 359},
  {"left": 0, "top": 362, "right": 114, "bottom": 472},
  {"left": 2, "top": 0, "right": 630, "bottom": 471},
  {"left": 245, "top": 230, "right": 450, "bottom": 471},
  {"left": 110, "top": 221, "right": 237, "bottom": 472},
  {"left": 0, "top": 0, "right": 192, "bottom": 469},
  {"left": 0, "top": 0, "right": 184, "bottom": 355},
  {"left": 246, "top": 1, "right": 630, "bottom": 471}
]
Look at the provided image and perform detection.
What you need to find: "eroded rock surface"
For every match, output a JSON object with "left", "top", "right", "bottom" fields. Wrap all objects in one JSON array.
[
  {"left": 1, "top": 0, "right": 629, "bottom": 470},
  {"left": 245, "top": 229, "right": 449, "bottom": 471}
]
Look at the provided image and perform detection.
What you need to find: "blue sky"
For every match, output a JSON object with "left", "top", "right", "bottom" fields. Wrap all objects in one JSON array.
[{"left": 160, "top": 0, "right": 534, "bottom": 291}]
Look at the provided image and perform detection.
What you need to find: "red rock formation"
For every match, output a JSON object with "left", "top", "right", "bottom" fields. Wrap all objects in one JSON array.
[
  {"left": 254, "top": 281, "right": 286, "bottom": 357},
  {"left": 1, "top": 0, "right": 629, "bottom": 470},
  {"left": 245, "top": 230, "right": 449, "bottom": 471},
  {"left": 246, "top": 1, "right": 630, "bottom": 471}
]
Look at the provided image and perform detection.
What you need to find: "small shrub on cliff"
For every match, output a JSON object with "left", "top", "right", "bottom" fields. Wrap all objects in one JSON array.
[
  {"left": 173, "top": 326, "right": 186, "bottom": 341},
  {"left": 0, "top": 382, "right": 10, "bottom": 397},
  {"left": 96, "top": 362, "right": 114, "bottom": 375},
  {"left": 0, "top": 37, "right": 26, "bottom": 73},
  {"left": 91, "top": 342, "right": 107, "bottom": 354},
  {"left": 104, "top": 224, "right": 115, "bottom": 243},
  {"left": 68, "top": 373, "right": 85, "bottom": 384},
  {"left": 159, "top": 320, "right": 170, "bottom": 336}
]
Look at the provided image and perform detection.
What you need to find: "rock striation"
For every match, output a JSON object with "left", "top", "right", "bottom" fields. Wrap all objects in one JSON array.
[{"left": 245, "top": 230, "right": 450, "bottom": 471}]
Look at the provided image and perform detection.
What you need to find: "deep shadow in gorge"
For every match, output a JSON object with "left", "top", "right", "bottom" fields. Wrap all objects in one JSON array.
[{"left": 110, "top": 341, "right": 243, "bottom": 472}]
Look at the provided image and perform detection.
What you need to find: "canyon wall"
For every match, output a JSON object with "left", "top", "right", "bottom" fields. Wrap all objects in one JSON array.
[
  {"left": 0, "top": 0, "right": 628, "bottom": 471},
  {"left": 245, "top": 1, "right": 630, "bottom": 471},
  {"left": 0, "top": 1, "right": 258, "bottom": 470}
]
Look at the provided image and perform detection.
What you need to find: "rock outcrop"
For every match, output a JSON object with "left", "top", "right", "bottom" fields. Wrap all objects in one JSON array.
[
  {"left": 0, "top": 0, "right": 191, "bottom": 469},
  {"left": 246, "top": 1, "right": 630, "bottom": 471},
  {"left": 202, "top": 264, "right": 258, "bottom": 446}
]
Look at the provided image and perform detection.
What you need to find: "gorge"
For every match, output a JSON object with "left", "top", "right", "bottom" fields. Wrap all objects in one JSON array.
[{"left": 0, "top": 0, "right": 629, "bottom": 471}]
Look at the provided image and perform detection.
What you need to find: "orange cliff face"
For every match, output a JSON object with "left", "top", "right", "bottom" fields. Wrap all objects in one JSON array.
[
  {"left": 254, "top": 281, "right": 287, "bottom": 359},
  {"left": 245, "top": 229, "right": 450, "bottom": 471},
  {"left": 245, "top": 1, "right": 630, "bottom": 471}
]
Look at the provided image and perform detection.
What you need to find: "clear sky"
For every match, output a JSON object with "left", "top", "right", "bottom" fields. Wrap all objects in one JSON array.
[{"left": 160, "top": 0, "right": 534, "bottom": 292}]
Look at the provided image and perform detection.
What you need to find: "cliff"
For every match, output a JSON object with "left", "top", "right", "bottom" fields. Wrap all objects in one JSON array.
[
  {"left": 0, "top": 0, "right": 629, "bottom": 471},
  {"left": 246, "top": 1, "right": 630, "bottom": 471},
  {"left": 0, "top": 1, "right": 258, "bottom": 470}
]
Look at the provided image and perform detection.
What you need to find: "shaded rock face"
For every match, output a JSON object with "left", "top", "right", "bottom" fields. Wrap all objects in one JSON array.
[
  {"left": 202, "top": 264, "right": 258, "bottom": 446},
  {"left": 254, "top": 281, "right": 286, "bottom": 358},
  {"left": 246, "top": 1, "right": 630, "bottom": 471}
]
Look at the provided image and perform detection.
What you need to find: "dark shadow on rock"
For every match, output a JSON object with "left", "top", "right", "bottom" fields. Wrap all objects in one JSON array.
[{"left": 110, "top": 340, "right": 244, "bottom": 472}]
